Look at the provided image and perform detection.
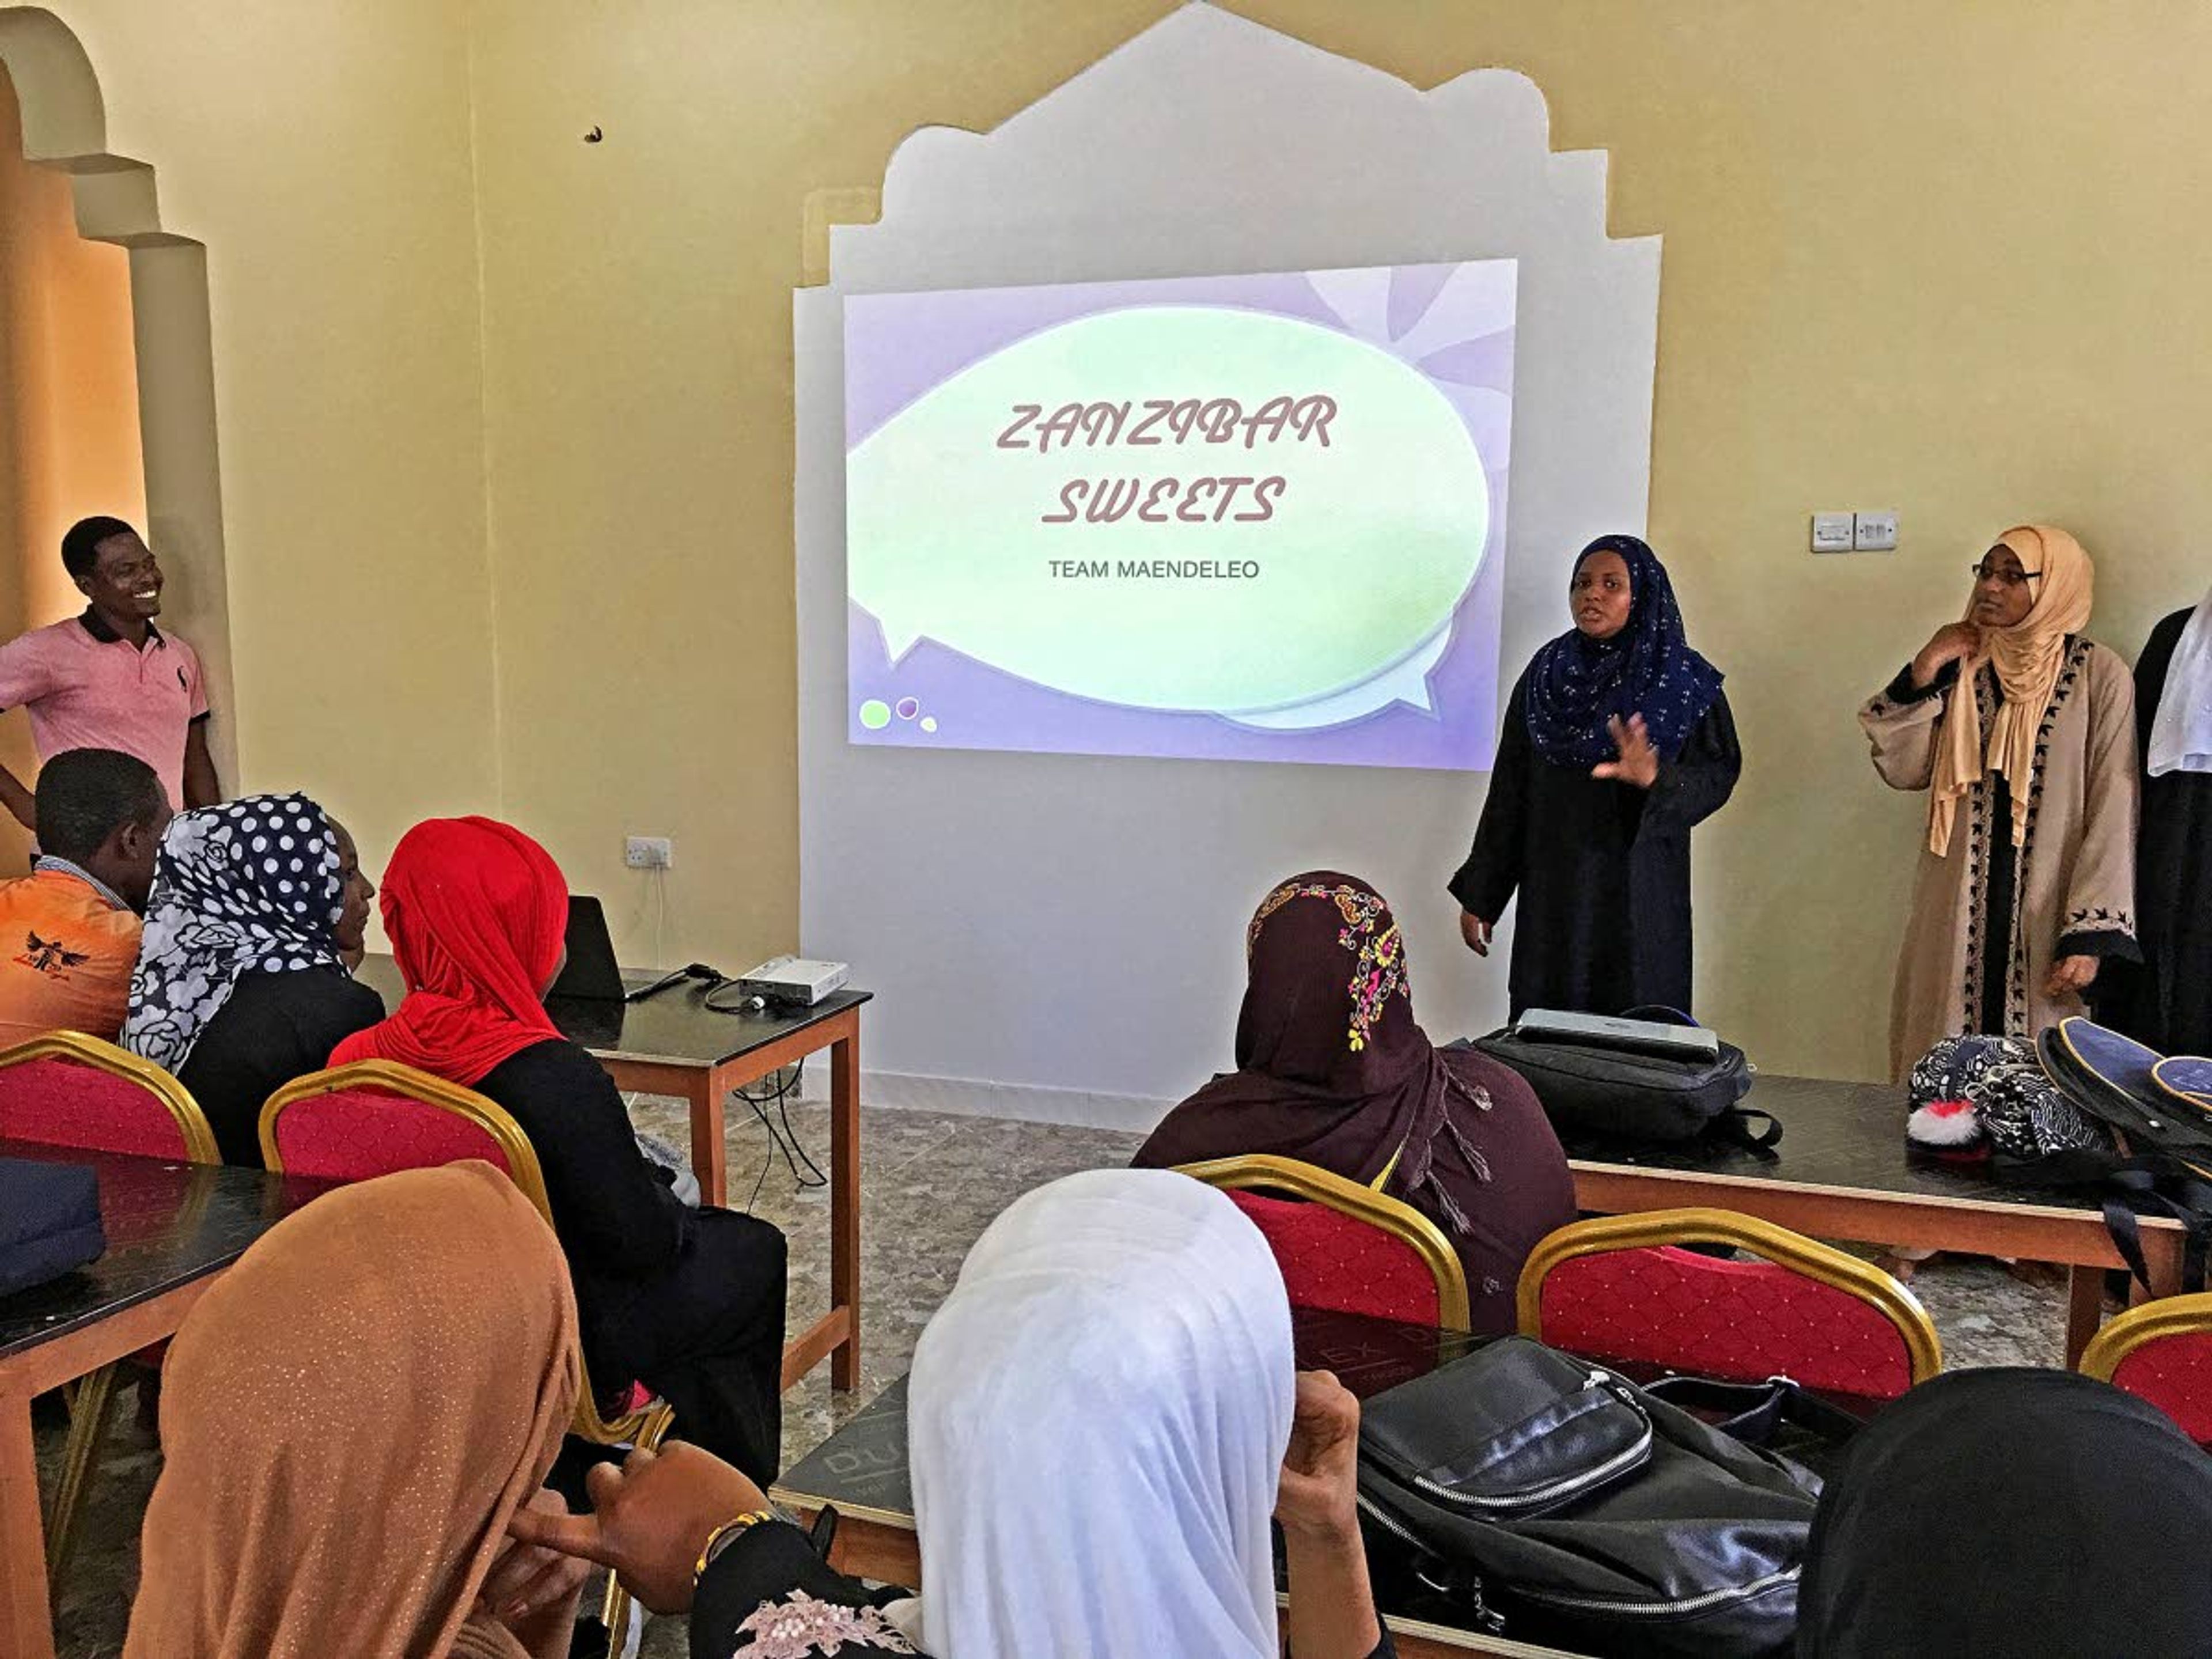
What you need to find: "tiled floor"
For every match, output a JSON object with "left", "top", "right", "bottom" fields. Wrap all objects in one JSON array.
[{"left": 40, "top": 1095, "right": 2066, "bottom": 1658}]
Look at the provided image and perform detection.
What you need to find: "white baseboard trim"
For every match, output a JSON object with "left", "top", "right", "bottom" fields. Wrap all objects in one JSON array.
[{"left": 795, "top": 1065, "right": 1173, "bottom": 1135}]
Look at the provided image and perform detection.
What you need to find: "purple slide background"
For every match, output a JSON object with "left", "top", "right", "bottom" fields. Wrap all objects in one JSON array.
[{"left": 843, "top": 263, "right": 1514, "bottom": 771}]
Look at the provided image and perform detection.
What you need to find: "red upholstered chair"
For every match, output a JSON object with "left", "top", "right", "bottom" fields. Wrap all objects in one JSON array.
[
  {"left": 1518, "top": 1208, "right": 1941, "bottom": 1405},
  {"left": 0, "top": 1029, "right": 216, "bottom": 1162},
  {"left": 2080, "top": 1291, "right": 2212, "bottom": 1446},
  {"left": 1177, "top": 1154, "right": 1472, "bottom": 1330},
  {"left": 261, "top": 1060, "right": 675, "bottom": 1634},
  {"left": 0, "top": 1032, "right": 218, "bottom": 1585}
]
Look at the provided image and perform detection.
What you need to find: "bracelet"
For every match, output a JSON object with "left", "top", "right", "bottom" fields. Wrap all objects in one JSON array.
[{"left": 694, "top": 1510, "right": 777, "bottom": 1581}]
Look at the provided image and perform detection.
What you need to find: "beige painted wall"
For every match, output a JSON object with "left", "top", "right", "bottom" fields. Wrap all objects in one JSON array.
[
  {"left": 468, "top": 1, "right": 2207, "bottom": 1081},
  {"left": 7, "top": 4, "right": 2200, "bottom": 1080},
  {"left": 18, "top": 0, "right": 498, "bottom": 884}
]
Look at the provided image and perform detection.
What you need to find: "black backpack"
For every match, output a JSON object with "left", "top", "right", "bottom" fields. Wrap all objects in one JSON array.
[
  {"left": 1355, "top": 1336, "right": 1836, "bottom": 1658},
  {"left": 2030, "top": 1019, "right": 2212, "bottom": 1292}
]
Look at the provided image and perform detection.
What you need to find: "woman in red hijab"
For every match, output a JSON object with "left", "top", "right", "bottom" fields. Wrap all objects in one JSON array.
[
  {"left": 1134, "top": 872, "right": 1575, "bottom": 1333},
  {"left": 332, "top": 817, "right": 789, "bottom": 1483}
]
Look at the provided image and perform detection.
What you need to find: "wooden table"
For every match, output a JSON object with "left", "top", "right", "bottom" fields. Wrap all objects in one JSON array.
[
  {"left": 0, "top": 1142, "right": 333, "bottom": 1659},
  {"left": 1560, "top": 1074, "right": 2187, "bottom": 1365},
  {"left": 770, "top": 1309, "right": 1592, "bottom": 1659},
  {"left": 358, "top": 957, "right": 870, "bottom": 1393}
]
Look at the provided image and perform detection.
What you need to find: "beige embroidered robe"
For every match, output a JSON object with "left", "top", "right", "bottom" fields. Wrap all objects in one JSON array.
[{"left": 1861, "top": 637, "right": 2140, "bottom": 1081}]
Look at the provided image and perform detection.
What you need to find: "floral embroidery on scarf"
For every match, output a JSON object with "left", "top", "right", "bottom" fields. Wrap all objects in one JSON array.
[
  {"left": 1249, "top": 880, "right": 1408, "bottom": 1053},
  {"left": 732, "top": 1589, "right": 916, "bottom": 1657}
]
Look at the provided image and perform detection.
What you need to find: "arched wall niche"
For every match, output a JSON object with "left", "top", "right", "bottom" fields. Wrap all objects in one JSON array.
[{"left": 0, "top": 5, "right": 236, "bottom": 810}]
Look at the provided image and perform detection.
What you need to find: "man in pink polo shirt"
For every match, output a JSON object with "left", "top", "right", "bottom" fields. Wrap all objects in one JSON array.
[{"left": 0, "top": 516, "right": 220, "bottom": 827}]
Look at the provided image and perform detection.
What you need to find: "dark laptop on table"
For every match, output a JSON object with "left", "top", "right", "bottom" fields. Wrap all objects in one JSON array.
[
  {"left": 547, "top": 896, "right": 626, "bottom": 1003},
  {"left": 543, "top": 897, "right": 630, "bottom": 1045}
]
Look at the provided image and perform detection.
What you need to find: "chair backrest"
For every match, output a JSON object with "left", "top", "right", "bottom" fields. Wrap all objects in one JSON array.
[
  {"left": 259, "top": 1059, "right": 547, "bottom": 1208},
  {"left": 1177, "top": 1154, "right": 1472, "bottom": 1330},
  {"left": 1518, "top": 1207, "right": 1941, "bottom": 1403},
  {"left": 0, "top": 1031, "right": 216, "bottom": 1163},
  {"left": 258, "top": 1059, "right": 658, "bottom": 1446},
  {"left": 2080, "top": 1291, "right": 2212, "bottom": 1446}
]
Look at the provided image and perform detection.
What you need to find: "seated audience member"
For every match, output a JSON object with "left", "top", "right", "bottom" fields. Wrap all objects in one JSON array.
[
  {"left": 121, "top": 793, "right": 382, "bottom": 1164},
  {"left": 331, "top": 816, "right": 788, "bottom": 1483},
  {"left": 1134, "top": 872, "right": 1575, "bottom": 1332},
  {"left": 0, "top": 748, "right": 168, "bottom": 1047},
  {"left": 513, "top": 1169, "right": 1396, "bottom": 1659},
  {"left": 125, "top": 1162, "right": 592, "bottom": 1658},
  {"left": 1797, "top": 1368, "right": 2212, "bottom": 1656}
]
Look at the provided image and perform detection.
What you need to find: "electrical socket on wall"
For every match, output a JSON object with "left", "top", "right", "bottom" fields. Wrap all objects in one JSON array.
[
  {"left": 1810, "top": 510, "right": 1900, "bottom": 553},
  {"left": 624, "top": 836, "right": 673, "bottom": 870},
  {"left": 1851, "top": 511, "right": 1898, "bottom": 551}
]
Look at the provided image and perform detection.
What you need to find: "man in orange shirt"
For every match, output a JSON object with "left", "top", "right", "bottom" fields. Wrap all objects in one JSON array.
[{"left": 0, "top": 748, "right": 169, "bottom": 1047}]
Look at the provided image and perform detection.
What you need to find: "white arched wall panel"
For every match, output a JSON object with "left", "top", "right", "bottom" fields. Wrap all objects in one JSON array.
[{"left": 796, "top": 3, "right": 1659, "bottom": 1125}]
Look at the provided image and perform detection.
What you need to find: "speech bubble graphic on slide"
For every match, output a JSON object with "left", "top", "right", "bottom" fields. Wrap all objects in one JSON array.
[
  {"left": 847, "top": 305, "right": 1490, "bottom": 717},
  {"left": 1224, "top": 627, "right": 1454, "bottom": 730}
]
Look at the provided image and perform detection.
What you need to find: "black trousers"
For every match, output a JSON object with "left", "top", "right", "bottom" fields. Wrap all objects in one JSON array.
[{"left": 579, "top": 1207, "right": 789, "bottom": 1483}]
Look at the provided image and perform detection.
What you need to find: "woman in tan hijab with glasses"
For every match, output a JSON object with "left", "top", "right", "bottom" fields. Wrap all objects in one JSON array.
[
  {"left": 1861, "top": 525, "right": 2140, "bottom": 1081},
  {"left": 124, "top": 1162, "right": 591, "bottom": 1659}
]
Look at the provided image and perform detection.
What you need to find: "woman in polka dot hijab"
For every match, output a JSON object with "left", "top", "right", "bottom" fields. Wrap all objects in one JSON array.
[{"left": 122, "top": 793, "right": 351, "bottom": 1073}]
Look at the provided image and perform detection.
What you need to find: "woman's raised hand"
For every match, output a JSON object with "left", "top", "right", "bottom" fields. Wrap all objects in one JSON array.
[
  {"left": 1912, "top": 623, "right": 1983, "bottom": 689},
  {"left": 1592, "top": 714, "right": 1660, "bottom": 788}
]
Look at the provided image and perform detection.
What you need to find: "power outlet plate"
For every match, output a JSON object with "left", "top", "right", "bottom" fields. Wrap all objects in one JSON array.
[
  {"left": 624, "top": 836, "right": 673, "bottom": 870},
  {"left": 1853, "top": 510, "right": 1899, "bottom": 551}
]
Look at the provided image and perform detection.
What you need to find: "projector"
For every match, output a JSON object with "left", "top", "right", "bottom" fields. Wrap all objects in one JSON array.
[{"left": 734, "top": 955, "right": 850, "bottom": 1009}]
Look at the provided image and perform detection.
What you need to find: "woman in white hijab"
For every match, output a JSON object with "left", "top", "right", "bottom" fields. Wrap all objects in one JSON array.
[
  {"left": 2109, "top": 585, "right": 2212, "bottom": 1052},
  {"left": 513, "top": 1168, "right": 1394, "bottom": 1658}
]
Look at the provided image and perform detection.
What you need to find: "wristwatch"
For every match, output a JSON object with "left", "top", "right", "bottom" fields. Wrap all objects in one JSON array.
[{"left": 694, "top": 1510, "right": 777, "bottom": 1581}]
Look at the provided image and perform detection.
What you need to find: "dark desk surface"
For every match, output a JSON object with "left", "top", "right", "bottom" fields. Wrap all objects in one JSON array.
[
  {"left": 775, "top": 1306, "right": 1485, "bottom": 1520},
  {"left": 1565, "top": 1072, "right": 2126, "bottom": 1217},
  {"left": 357, "top": 955, "right": 872, "bottom": 1073},
  {"left": 0, "top": 1142, "right": 332, "bottom": 1366}
]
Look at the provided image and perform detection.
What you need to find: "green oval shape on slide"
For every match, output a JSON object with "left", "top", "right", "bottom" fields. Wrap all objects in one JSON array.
[{"left": 847, "top": 305, "right": 1488, "bottom": 715}]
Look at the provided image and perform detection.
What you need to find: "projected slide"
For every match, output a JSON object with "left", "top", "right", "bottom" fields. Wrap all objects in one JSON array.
[{"left": 843, "top": 262, "right": 1514, "bottom": 770}]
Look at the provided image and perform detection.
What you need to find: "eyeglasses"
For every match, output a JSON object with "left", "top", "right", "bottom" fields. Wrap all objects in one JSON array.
[{"left": 1971, "top": 562, "right": 2041, "bottom": 588}]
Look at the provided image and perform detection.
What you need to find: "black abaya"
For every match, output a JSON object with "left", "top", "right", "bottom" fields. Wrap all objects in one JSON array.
[
  {"left": 1450, "top": 669, "right": 1741, "bottom": 1018},
  {"left": 474, "top": 1038, "right": 787, "bottom": 1484},
  {"left": 2112, "top": 607, "right": 2212, "bottom": 1054}
]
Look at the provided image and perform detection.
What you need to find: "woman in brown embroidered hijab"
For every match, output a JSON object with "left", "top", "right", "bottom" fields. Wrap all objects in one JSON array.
[
  {"left": 1135, "top": 872, "right": 1574, "bottom": 1332},
  {"left": 124, "top": 1162, "right": 586, "bottom": 1659}
]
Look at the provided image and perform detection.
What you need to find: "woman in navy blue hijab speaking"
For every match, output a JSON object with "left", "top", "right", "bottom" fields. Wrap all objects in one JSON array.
[{"left": 1449, "top": 535, "right": 1739, "bottom": 1017}]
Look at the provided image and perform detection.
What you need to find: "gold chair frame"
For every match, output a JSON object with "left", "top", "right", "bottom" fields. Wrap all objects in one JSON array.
[
  {"left": 1516, "top": 1207, "right": 1943, "bottom": 1385},
  {"left": 0, "top": 1032, "right": 220, "bottom": 1590},
  {"left": 0, "top": 1029, "right": 217, "bottom": 1164},
  {"left": 1176, "top": 1153, "right": 1473, "bottom": 1330},
  {"left": 2079, "top": 1289, "right": 2212, "bottom": 1394},
  {"left": 261, "top": 1060, "right": 677, "bottom": 1633}
]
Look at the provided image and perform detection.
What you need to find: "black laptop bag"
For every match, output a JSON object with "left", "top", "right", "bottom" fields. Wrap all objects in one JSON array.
[{"left": 1460, "top": 1012, "right": 1771, "bottom": 1147}]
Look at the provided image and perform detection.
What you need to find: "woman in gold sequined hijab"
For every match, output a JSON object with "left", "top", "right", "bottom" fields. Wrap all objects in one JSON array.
[{"left": 124, "top": 1162, "right": 584, "bottom": 1658}]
